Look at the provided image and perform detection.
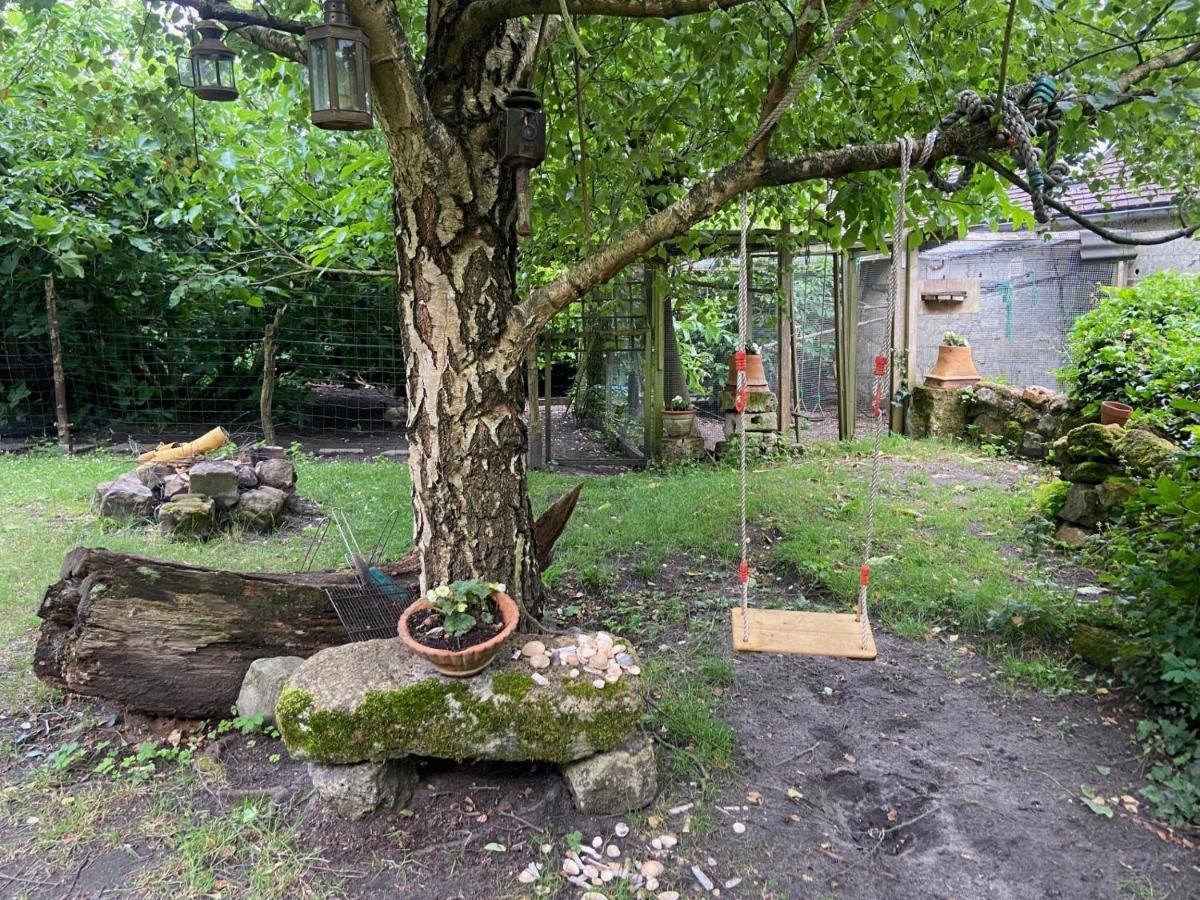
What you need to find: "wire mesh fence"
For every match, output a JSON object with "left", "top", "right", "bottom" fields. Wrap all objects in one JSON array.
[
  {"left": 536, "top": 273, "right": 650, "bottom": 467},
  {"left": 1, "top": 272, "right": 403, "bottom": 451}
]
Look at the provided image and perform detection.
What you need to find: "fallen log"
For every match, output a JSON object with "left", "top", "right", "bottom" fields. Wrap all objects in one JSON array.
[{"left": 34, "top": 486, "right": 582, "bottom": 718}]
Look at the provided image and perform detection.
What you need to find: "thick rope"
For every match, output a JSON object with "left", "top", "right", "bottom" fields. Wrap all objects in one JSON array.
[
  {"left": 856, "top": 133, "right": 935, "bottom": 649},
  {"left": 926, "top": 77, "right": 1072, "bottom": 221},
  {"left": 747, "top": 0, "right": 870, "bottom": 152},
  {"left": 737, "top": 194, "right": 751, "bottom": 642}
]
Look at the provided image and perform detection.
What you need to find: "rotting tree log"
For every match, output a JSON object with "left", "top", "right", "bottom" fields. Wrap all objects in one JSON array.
[{"left": 34, "top": 485, "right": 582, "bottom": 718}]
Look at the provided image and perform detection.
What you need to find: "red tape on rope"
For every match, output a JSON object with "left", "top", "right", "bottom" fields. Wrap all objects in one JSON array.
[
  {"left": 733, "top": 351, "right": 748, "bottom": 413},
  {"left": 738, "top": 560, "right": 749, "bottom": 583},
  {"left": 860, "top": 564, "right": 871, "bottom": 586},
  {"left": 874, "top": 354, "right": 888, "bottom": 377},
  {"left": 873, "top": 390, "right": 881, "bottom": 417}
]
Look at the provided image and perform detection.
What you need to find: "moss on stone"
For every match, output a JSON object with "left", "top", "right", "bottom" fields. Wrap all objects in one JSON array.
[
  {"left": 1116, "top": 428, "right": 1179, "bottom": 476},
  {"left": 277, "top": 671, "right": 640, "bottom": 765},
  {"left": 1060, "top": 460, "right": 1118, "bottom": 484},
  {"left": 1064, "top": 423, "right": 1122, "bottom": 462}
]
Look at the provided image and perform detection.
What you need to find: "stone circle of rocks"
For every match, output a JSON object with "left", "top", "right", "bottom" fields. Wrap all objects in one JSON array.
[
  {"left": 93, "top": 446, "right": 317, "bottom": 538},
  {"left": 907, "top": 381, "right": 1077, "bottom": 459}
]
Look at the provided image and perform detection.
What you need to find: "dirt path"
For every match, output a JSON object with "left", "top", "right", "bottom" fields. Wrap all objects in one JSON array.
[{"left": 713, "top": 635, "right": 1198, "bottom": 899}]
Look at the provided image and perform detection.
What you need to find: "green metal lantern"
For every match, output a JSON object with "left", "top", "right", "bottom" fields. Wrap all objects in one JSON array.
[
  {"left": 179, "top": 20, "right": 238, "bottom": 102},
  {"left": 305, "top": 0, "right": 373, "bottom": 131}
]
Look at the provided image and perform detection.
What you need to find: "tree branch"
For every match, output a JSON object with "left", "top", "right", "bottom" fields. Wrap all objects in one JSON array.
[
  {"left": 233, "top": 25, "right": 306, "bottom": 64},
  {"left": 971, "top": 154, "right": 1200, "bottom": 245},
  {"left": 1115, "top": 38, "right": 1200, "bottom": 92},
  {"left": 511, "top": 121, "right": 1006, "bottom": 339},
  {"left": 755, "top": 1, "right": 822, "bottom": 135},
  {"left": 454, "top": 0, "right": 756, "bottom": 60},
  {"left": 185, "top": 0, "right": 310, "bottom": 35}
]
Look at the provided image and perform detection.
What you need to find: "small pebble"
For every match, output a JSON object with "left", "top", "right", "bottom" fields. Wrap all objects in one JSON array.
[
  {"left": 531, "top": 673, "right": 549, "bottom": 686},
  {"left": 521, "top": 640, "right": 545, "bottom": 657},
  {"left": 591, "top": 836, "right": 603, "bottom": 849},
  {"left": 732, "top": 821, "right": 746, "bottom": 834},
  {"left": 692, "top": 865, "right": 715, "bottom": 891},
  {"left": 583, "top": 864, "right": 600, "bottom": 879},
  {"left": 596, "top": 632, "right": 614, "bottom": 650},
  {"left": 658, "top": 834, "right": 679, "bottom": 849},
  {"left": 640, "top": 860, "right": 665, "bottom": 878},
  {"left": 613, "top": 643, "right": 626, "bottom": 654},
  {"left": 592, "top": 678, "right": 606, "bottom": 689},
  {"left": 651, "top": 838, "right": 662, "bottom": 850},
  {"left": 616, "top": 653, "right": 634, "bottom": 667},
  {"left": 628, "top": 665, "right": 641, "bottom": 676},
  {"left": 569, "top": 668, "right": 580, "bottom": 679},
  {"left": 581, "top": 892, "right": 607, "bottom": 900},
  {"left": 562, "top": 859, "right": 581, "bottom": 876},
  {"left": 600, "top": 869, "right": 615, "bottom": 883},
  {"left": 517, "top": 863, "right": 540, "bottom": 883},
  {"left": 604, "top": 671, "right": 621, "bottom": 684},
  {"left": 658, "top": 892, "right": 681, "bottom": 900},
  {"left": 614, "top": 822, "right": 630, "bottom": 838},
  {"left": 605, "top": 844, "right": 620, "bottom": 858},
  {"left": 530, "top": 654, "right": 550, "bottom": 669},
  {"left": 725, "top": 877, "right": 743, "bottom": 889},
  {"left": 646, "top": 877, "right": 660, "bottom": 891}
]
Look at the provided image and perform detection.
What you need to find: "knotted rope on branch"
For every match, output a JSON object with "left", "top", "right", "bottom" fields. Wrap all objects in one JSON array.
[{"left": 925, "top": 76, "right": 1073, "bottom": 223}]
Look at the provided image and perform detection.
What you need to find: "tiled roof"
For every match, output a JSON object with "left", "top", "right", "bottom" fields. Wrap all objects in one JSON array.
[{"left": 1006, "top": 155, "right": 1175, "bottom": 216}]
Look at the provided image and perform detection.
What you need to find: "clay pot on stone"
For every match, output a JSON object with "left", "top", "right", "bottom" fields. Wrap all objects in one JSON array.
[
  {"left": 924, "top": 344, "right": 981, "bottom": 388},
  {"left": 662, "top": 408, "right": 697, "bottom": 439},
  {"left": 1100, "top": 400, "right": 1133, "bottom": 427},
  {"left": 725, "top": 352, "right": 770, "bottom": 393},
  {"left": 398, "top": 591, "right": 519, "bottom": 677}
]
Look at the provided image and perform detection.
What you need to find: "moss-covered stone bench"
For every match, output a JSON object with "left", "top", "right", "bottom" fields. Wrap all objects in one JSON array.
[{"left": 276, "top": 633, "right": 655, "bottom": 819}]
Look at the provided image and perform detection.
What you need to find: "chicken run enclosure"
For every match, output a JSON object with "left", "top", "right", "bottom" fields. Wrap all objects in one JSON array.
[{"left": 2, "top": 227, "right": 1132, "bottom": 464}]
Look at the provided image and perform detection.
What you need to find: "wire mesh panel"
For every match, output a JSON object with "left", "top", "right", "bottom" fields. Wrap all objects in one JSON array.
[
  {"left": 669, "top": 252, "right": 779, "bottom": 416},
  {"left": 791, "top": 254, "right": 837, "bottom": 419},
  {"left": 853, "top": 255, "right": 893, "bottom": 420},
  {"left": 538, "top": 274, "right": 649, "bottom": 467},
  {"left": 914, "top": 237, "right": 1115, "bottom": 390},
  {"left": 0, "top": 272, "right": 402, "bottom": 449}
]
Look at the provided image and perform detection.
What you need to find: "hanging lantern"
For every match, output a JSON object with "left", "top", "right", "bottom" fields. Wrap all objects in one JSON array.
[
  {"left": 178, "top": 20, "right": 238, "bottom": 102},
  {"left": 305, "top": 0, "right": 373, "bottom": 131},
  {"left": 499, "top": 90, "right": 546, "bottom": 238}
]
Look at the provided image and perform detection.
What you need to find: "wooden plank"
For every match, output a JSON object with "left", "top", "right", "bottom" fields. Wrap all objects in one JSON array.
[{"left": 731, "top": 608, "right": 877, "bottom": 660}]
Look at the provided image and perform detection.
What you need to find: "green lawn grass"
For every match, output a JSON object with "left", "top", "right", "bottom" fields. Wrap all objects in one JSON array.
[{"left": 0, "top": 440, "right": 1086, "bottom": 891}]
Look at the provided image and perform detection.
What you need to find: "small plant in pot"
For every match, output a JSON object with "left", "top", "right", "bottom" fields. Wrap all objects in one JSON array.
[
  {"left": 925, "top": 331, "right": 981, "bottom": 388},
  {"left": 398, "top": 579, "right": 519, "bottom": 677},
  {"left": 726, "top": 341, "right": 769, "bottom": 393},
  {"left": 662, "top": 394, "right": 697, "bottom": 438}
]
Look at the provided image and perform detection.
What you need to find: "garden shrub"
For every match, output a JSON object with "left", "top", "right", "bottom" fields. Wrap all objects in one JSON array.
[
  {"left": 1060, "top": 272, "right": 1200, "bottom": 442},
  {"left": 1100, "top": 452, "right": 1200, "bottom": 824}
]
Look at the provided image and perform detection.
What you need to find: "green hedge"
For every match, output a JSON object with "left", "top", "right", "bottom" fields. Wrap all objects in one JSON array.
[{"left": 1061, "top": 272, "right": 1200, "bottom": 442}]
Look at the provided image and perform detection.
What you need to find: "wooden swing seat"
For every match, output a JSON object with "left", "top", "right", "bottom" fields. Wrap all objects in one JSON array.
[{"left": 731, "top": 608, "right": 877, "bottom": 660}]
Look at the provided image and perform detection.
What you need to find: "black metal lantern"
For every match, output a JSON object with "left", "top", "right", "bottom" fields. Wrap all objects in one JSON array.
[
  {"left": 305, "top": 0, "right": 373, "bottom": 131},
  {"left": 179, "top": 20, "right": 238, "bottom": 102},
  {"left": 500, "top": 90, "right": 546, "bottom": 237}
]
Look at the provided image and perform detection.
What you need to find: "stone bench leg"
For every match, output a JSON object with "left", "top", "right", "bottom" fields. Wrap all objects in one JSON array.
[
  {"left": 562, "top": 734, "right": 657, "bottom": 815},
  {"left": 308, "top": 758, "right": 417, "bottom": 820}
]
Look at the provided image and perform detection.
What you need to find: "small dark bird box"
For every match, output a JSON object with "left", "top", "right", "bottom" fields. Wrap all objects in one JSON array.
[{"left": 500, "top": 89, "right": 546, "bottom": 169}]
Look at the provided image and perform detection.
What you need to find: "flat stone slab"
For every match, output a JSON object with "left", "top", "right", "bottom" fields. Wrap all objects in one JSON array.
[{"left": 277, "top": 633, "right": 644, "bottom": 766}]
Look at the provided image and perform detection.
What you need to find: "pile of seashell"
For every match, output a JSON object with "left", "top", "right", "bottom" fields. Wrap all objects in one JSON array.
[{"left": 516, "top": 632, "right": 640, "bottom": 689}]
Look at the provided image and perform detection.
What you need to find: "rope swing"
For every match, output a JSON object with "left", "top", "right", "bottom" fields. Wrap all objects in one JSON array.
[{"left": 731, "top": 138, "right": 932, "bottom": 660}]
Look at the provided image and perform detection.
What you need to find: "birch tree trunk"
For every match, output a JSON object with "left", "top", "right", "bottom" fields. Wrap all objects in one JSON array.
[{"left": 387, "top": 32, "right": 546, "bottom": 617}]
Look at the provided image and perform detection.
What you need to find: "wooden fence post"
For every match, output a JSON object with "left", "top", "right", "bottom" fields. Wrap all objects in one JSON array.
[
  {"left": 43, "top": 275, "right": 71, "bottom": 452},
  {"left": 260, "top": 305, "right": 286, "bottom": 445}
]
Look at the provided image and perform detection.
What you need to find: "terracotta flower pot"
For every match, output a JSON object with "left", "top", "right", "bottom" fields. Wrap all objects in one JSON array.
[
  {"left": 1100, "top": 400, "right": 1133, "bottom": 427},
  {"left": 662, "top": 408, "right": 697, "bottom": 438},
  {"left": 398, "top": 591, "right": 519, "bottom": 677},
  {"left": 725, "top": 353, "right": 770, "bottom": 393},
  {"left": 924, "top": 344, "right": 981, "bottom": 388}
]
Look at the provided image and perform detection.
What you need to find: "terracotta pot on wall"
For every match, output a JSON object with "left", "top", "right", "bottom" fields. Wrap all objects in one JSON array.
[
  {"left": 1100, "top": 401, "right": 1133, "bottom": 427},
  {"left": 398, "top": 591, "right": 519, "bottom": 677},
  {"left": 924, "top": 344, "right": 981, "bottom": 388},
  {"left": 725, "top": 353, "right": 770, "bottom": 393},
  {"left": 662, "top": 408, "right": 697, "bottom": 438}
]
